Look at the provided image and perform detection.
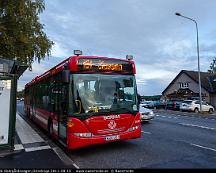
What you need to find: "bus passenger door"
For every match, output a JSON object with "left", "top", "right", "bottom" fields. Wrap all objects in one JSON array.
[
  {"left": 50, "top": 82, "right": 67, "bottom": 144},
  {"left": 58, "top": 84, "right": 68, "bottom": 144}
]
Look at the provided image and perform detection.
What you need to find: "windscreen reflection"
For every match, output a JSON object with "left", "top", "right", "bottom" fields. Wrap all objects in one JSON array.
[{"left": 73, "top": 74, "right": 138, "bottom": 115}]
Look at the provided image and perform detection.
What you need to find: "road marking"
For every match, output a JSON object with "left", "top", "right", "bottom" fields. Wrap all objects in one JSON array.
[
  {"left": 156, "top": 114, "right": 180, "bottom": 119},
  {"left": 179, "top": 123, "right": 215, "bottom": 130},
  {"left": 16, "top": 111, "right": 79, "bottom": 168},
  {"left": 141, "top": 131, "right": 151, "bottom": 134},
  {"left": 190, "top": 143, "right": 216, "bottom": 152},
  {"left": 16, "top": 113, "right": 52, "bottom": 152},
  {"left": 53, "top": 147, "right": 80, "bottom": 169},
  {"left": 14, "top": 144, "right": 24, "bottom": 151},
  {"left": 25, "top": 145, "right": 51, "bottom": 152}
]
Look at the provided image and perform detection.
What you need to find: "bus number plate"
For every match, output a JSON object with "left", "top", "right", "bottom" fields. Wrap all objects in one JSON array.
[{"left": 105, "top": 135, "right": 120, "bottom": 141}]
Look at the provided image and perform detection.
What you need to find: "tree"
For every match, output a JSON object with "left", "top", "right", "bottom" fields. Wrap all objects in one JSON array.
[
  {"left": 208, "top": 57, "right": 216, "bottom": 73},
  {"left": 17, "top": 89, "right": 24, "bottom": 99},
  {"left": 0, "top": 0, "right": 53, "bottom": 69}
]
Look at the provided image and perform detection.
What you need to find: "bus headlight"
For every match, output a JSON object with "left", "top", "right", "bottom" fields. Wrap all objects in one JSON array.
[{"left": 128, "top": 125, "right": 139, "bottom": 132}]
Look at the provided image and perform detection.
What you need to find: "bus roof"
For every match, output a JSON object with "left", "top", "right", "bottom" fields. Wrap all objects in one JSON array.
[{"left": 25, "top": 56, "right": 136, "bottom": 88}]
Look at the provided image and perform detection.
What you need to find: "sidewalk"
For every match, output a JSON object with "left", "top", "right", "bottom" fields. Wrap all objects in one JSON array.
[
  {"left": 0, "top": 113, "right": 75, "bottom": 169},
  {"left": 0, "top": 149, "right": 69, "bottom": 168}
]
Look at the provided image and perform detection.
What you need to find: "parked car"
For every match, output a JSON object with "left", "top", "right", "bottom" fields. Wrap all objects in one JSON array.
[
  {"left": 140, "top": 101, "right": 155, "bottom": 109},
  {"left": 180, "top": 100, "right": 214, "bottom": 113},
  {"left": 153, "top": 100, "right": 166, "bottom": 109},
  {"left": 140, "top": 100, "right": 165, "bottom": 109},
  {"left": 165, "top": 99, "right": 183, "bottom": 110},
  {"left": 139, "top": 105, "right": 155, "bottom": 122}
]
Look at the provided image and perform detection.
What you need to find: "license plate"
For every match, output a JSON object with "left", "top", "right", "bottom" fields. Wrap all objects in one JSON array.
[{"left": 105, "top": 135, "right": 120, "bottom": 141}]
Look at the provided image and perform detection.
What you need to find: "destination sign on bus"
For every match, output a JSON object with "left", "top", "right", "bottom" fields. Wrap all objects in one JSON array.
[{"left": 78, "top": 58, "right": 133, "bottom": 73}]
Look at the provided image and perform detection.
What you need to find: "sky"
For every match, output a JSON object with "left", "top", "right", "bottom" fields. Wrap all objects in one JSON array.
[{"left": 18, "top": 0, "right": 216, "bottom": 96}]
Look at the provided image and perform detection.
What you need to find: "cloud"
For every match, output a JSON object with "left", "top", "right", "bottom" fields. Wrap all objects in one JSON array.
[
  {"left": 51, "top": 42, "right": 71, "bottom": 58},
  {"left": 18, "top": 56, "right": 65, "bottom": 91},
  {"left": 18, "top": 0, "right": 216, "bottom": 95},
  {"left": 135, "top": 63, "right": 178, "bottom": 95}
]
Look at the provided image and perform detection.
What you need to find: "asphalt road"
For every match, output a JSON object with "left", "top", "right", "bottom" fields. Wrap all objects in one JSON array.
[{"left": 17, "top": 102, "right": 216, "bottom": 169}]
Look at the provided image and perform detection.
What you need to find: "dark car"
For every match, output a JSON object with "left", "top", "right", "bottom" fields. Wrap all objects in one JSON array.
[
  {"left": 165, "top": 99, "right": 183, "bottom": 110},
  {"left": 140, "top": 101, "right": 155, "bottom": 108},
  {"left": 140, "top": 100, "right": 166, "bottom": 109},
  {"left": 153, "top": 100, "right": 166, "bottom": 109}
]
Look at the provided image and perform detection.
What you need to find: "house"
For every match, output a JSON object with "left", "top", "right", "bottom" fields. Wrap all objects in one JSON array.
[
  {"left": 141, "top": 95, "right": 162, "bottom": 101},
  {"left": 162, "top": 70, "right": 216, "bottom": 108}
]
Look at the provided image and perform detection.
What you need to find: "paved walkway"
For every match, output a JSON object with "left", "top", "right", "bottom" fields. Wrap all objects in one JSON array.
[
  {"left": 0, "top": 114, "right": 75, "bottom": 169},
  {"left": 15, "top": 114, "right": 50, "bottom": 152}
]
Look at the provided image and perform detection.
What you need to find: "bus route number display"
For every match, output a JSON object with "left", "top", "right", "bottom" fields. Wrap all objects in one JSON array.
[{"left": 78, "top": 58, "right": 133, "bottom": 73}]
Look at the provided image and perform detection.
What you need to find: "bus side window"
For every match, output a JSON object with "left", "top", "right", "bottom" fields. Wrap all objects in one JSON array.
[
  {"left": 49, "top": 83, "right": 57, "bottom": 113},
  {"left": 61, "top": 84, "right": 68, "bottom": 115}
]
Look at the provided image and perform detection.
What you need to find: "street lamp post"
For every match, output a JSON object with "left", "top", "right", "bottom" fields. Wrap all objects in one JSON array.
[{"left": 175, "top": 12, "right": 202, "bottom": 112}]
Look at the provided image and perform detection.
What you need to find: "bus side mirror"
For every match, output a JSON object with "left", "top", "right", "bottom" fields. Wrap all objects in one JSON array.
[{"left": 62, "top": 70, "right": 70, "bottom": 83}]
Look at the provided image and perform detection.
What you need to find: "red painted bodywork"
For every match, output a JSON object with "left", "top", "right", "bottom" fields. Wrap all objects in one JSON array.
[
  {"left": 24, "top": 55, "right": 140, "bottom": 150},
  {"left": 67, "top": 112, "right": 141, "bottom": 149}
]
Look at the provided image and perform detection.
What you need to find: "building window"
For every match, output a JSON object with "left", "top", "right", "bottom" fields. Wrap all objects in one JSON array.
[{"left": 179, "top": 82, "right": 189, "bottom": 89}]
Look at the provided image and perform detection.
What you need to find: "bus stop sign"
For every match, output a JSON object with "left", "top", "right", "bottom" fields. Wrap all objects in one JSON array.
[
  {"left": 0, "top": 57, "right": 27, "bottom": 150},
  {"left": 0, "top": 80, "right": 12, "bottom": 145}
]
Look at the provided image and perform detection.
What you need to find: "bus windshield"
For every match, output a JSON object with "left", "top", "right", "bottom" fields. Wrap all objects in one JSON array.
[{"left": 72, "top": 74, "right": 138, "bottom": 116}]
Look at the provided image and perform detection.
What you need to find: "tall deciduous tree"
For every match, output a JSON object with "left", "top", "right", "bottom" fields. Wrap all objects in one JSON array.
[
  {"left": 0, "top": 0, "right": 53, "bottom": 69},
  {"left": 208, "top": 57, "right": 216, "bottom": 73}
]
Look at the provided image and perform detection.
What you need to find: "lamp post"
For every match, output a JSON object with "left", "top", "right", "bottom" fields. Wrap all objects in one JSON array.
[{"left": 175, "top": 12, "right": 202, "bottom": 112}]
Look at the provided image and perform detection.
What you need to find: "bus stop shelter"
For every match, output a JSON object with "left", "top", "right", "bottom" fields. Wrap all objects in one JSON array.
[{"left": 0, "top": 57, "right": 27, "bottom": 151}]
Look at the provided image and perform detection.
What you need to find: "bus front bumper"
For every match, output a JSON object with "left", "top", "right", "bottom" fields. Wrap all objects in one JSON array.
[{"left": 67, "top": 128, "right": 141, "bottom": 150}]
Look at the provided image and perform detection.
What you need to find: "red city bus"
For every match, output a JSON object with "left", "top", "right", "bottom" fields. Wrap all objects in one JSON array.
[{"left": 24, "top": 51, "right": 141, "bottom": 149}]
